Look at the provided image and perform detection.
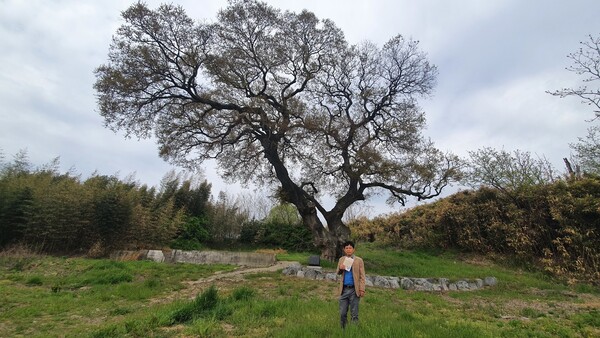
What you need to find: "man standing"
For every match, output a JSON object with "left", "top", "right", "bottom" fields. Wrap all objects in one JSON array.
[{"left": 337, "top": 240, "right": 366, "bottom": 328}]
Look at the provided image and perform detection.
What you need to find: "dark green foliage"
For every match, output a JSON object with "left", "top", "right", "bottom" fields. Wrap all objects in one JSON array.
[
  {"left": 0, "top": 186, "right": 32, "bottom": 246},
  {"left": 170, "top": 238, "right": 203, "bottom": 251},
  {"left": 239, "top": 220, "right": 263, "bottom": 244},
  {"left": 239, "top": 220, "right": 316, "bottom": 251},
  {"left": 263, "top": 221, "right": 315, "bottom": 251},
  {"left": 171, "top": 216, "right": 210, "bottom": 250},
  {"left": 90, "top": 179, "right": 133, "bottom": 251}
]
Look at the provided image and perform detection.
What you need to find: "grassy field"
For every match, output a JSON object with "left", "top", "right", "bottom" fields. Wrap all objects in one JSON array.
[{"left": 1, "top": 244, "right": 599, "bottom": 337}]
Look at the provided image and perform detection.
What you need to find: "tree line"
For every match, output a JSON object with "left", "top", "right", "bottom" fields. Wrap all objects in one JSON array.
[
  {"left": 2, "top": 146, "right": 598, "bottom": 284},
  {"left": 0, "top": 151, "right": 314, "bottom": 256}
]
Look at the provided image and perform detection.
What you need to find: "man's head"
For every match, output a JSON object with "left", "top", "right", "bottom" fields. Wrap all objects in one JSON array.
[{"left": 342, "top": 240, "right": 355, "bottom": 256}]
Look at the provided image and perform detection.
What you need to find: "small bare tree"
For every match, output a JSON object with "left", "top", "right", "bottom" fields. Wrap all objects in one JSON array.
[
  {"left": 549, "top": 34, "right": 600, "bottom": 174},
  {"left": 464, "top": 147, "right": 556, "bottom": 196},
  {"left": 549, "top": 34, "right": 600, "bottom": 120}
]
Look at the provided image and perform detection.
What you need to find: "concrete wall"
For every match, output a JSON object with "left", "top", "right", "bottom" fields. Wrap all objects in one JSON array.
[{"left": 112, "top": 249, "right": 276, "bottom": 267}]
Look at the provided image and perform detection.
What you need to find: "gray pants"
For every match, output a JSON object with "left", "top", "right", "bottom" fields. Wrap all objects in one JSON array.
[{"left": 339, "top": 286, "right": 360, "bottom": 328}]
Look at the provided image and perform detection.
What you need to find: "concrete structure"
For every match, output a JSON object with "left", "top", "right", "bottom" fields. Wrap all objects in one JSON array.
[{"left": 111, "top": 249, "right": 276, "bottom": 267}]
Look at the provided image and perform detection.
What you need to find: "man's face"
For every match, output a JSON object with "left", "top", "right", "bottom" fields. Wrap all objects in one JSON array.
[{"left": 343, "top": 245, "right": 355, "bottom": 257}]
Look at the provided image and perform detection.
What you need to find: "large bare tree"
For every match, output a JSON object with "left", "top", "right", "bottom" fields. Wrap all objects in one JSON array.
[
  {"left": 549, "top": 34, "right": 600, "bottom": 120},
  {"left": 94, "top": 1, "right": 460, "bottom": 259}
]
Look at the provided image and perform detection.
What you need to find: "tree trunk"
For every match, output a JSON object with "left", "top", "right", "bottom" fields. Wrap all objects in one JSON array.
[
  {"left": 324, "top": 215, "right": 351, "bottom": 261},
  {"left": 259, "top": 137, "right": 351, "bottom": 261},
  {"left": 299, "top": 209, "right": 350, "bottom": 261}
]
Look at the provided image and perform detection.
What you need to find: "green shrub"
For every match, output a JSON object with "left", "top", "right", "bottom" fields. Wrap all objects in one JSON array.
[
  {"left": 171, "top": 216, "right": 211, "bottom": 250},
  {"left": 239, "top": 220, "right": 315, "bottom": 251},
  {"left": 239, "top": 220, "right": 263, "bottom": 245},
  {"left": 170, "top": 238, "right": 203, "bottom": 250},
  {"left": 367, "top": 176, "right": 600, "bottom": 284}
]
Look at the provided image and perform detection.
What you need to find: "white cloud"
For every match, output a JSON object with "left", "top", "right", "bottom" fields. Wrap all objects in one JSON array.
[{"left": 426, "top": 69, "right": 589, "bottom": 170}]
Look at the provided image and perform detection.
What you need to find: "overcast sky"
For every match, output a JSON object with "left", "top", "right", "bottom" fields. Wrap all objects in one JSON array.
[{"left": 1, "top": 0, "right": 599, "bottom": 216}]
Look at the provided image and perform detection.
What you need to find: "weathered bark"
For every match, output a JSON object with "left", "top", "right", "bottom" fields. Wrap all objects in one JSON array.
[
  {"left": 564, "top": 158, "right": 574, "bottom": 177},
  {"left": 299, "top": 209, "right": 350, "bottom": 261},
  {"left": 323, "top": 216, "right": 351, "bottom": 260}
]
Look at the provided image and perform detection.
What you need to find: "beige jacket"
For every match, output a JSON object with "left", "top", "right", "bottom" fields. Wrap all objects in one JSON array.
[{"left": 337, "top": 255, "right": 366, "bottom": 297}]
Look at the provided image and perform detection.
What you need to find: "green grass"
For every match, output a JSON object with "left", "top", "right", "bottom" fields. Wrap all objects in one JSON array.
[
  {"left": 1, "top": 245, "right": 599, "bottom": 337},
  {"left": 0, "top": 255, "right": 235, "bottom": 337}
]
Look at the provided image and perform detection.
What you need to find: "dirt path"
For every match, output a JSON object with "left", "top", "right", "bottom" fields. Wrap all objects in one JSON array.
[
  {"left": 187, "top": 260, "right": 297, "bottom": 285},
  {"left": 151, "top": 261, "right": 299, "bottom": 304}
]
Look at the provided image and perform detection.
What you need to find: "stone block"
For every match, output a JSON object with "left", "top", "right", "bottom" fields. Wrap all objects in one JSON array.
[
  {"left": 325, "top": 273, "right": 338, "bottom": 281},
  {"left": 146, "top": 250, "right": 165, "bottom": 263},
  {"left": 303, "top": 268, "right": 318, "bottom": 279},
  {"left": 282, "top": 263, "right": 302, "bottom": 275},
  {"left": 484, "top": 277, "right": 498, "bottom": 286},
  {"left": 400, "top": 278, "right": 414, "bottom": 290},
  {"left": 373, "top": 276, "right": 391, "bottom": 288},
  {"left": 456, "top": 280, "right": 470, "bottom": 291},
  {"left": 439, "top": 278, "right": 449, "bottom": 291}
]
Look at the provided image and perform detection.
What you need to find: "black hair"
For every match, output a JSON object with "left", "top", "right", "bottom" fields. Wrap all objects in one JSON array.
[{"left": 342, "top": 240, "right": 355, "bottom": 248}]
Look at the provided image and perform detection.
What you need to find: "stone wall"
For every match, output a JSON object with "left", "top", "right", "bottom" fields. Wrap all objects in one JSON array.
[{"left": 281, "top": 263, "right": 498, "bottom": 291}]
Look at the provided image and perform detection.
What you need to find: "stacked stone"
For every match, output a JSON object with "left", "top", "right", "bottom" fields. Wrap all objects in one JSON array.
[{"left": 281, "top": 263, "right": 498, "bottom": 291}]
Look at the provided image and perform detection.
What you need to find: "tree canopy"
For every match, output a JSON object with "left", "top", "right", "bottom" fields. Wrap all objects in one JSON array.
[{"left": 94, "top": 0, "right": 460, "bottom": 259}]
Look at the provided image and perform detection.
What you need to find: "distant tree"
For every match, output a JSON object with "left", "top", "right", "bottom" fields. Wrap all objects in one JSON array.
[
  {"left": 549, "top": 34, "right": 600, "bottom": 120},
  {"left": 465, "top": 147, "right": 555, "bottom": 195},
  {"left": 570, "top": 126, "right": 600, "bottom": 174},
  {"left": 2, "top": 149, "right": 31, "bottom": 176},
  {"left": 549, "top": 34, "right": 600, "bottom": 174},
  {"left": 265, "top": 203, "right": 301, "bottom": 225},
  {"left": 94, "top": 1, "right": 460, "bottom": 259},
  {"left": 207, "top": 191, "right": 249, "bottom": 242}
]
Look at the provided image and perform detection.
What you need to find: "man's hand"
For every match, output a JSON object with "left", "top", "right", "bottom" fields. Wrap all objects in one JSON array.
[{"left": 358, "top": 290, "right": 365, "bottom": 297}]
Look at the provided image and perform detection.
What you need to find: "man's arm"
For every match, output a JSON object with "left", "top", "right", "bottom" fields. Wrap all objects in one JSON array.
[
  {"left": 358, "top": 258, "right": 366, "bottom": 296},
  {"left": 337, "top": 257, "right": 345, "bottom": 275}
]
